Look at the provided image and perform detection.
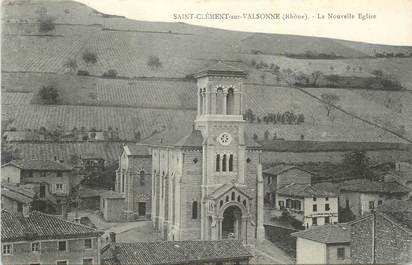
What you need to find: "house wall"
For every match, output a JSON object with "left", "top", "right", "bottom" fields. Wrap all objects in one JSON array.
[
  {"left": 303, "top": 197, "right": 338, "bottom": 228},
  {"left": 1, "top": 196, "right": 22, "bottom": 213},
  {"left": 263, "top": 173, "right": 277, "bottom": 206},
  {"left": 351, "top": 213, "right": 412, "bottom": 264},
  {"left": 101, "top": 198, "right": 125, "bottom": 222},
  {"left": 326, "top": 244, "right": 351, "bottom": 264},
  {"left": 296, "top": 238, "right": 327, "bottom": 264},
  {"left": 1, "top": 237, "right": 100, "bottom": 265},
  {"left": 1, "top": 165, "right": 21, "bottom": 184},
  {"left": 21, "top": 170, "right": 72, "bottom": 197}
]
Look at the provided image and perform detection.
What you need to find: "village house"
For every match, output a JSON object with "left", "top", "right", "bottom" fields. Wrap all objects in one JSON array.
[
  {"left": 146, "top": 63, "right": 265, "bottom": 245},
  {"left": 338, "top": 179, "right": 410, "bottom": 218},
  {"left": 1, "top": 183, "right": 35, "bottom": 214},
  {"left": 276, "top": 183, "right": 338, "bottom": 228},
  {"left": 101, "top": 234, "right": 252, "bottom": 265},
  {"left": 292, "top": 224, "right": 351, "bottom": 264},
  {"left": 1, "top": 210, "right": 104, "bottom": 265},
  {"left": 263, "top": 165, "right": 313, "bottom": 206},
  {"left": 115, "top": 144, "right": 152, "bottom": 221},
  {"left": 1, "top": 159, "right": 75, "bottom": 197},
  {"left": 349, "top": 199, "right": 412, "bottom": 264},
  {"left": 100, "top": 190, "right": 125, "bottom": 222}
]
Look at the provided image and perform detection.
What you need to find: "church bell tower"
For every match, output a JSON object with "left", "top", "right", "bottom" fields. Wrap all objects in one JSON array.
[{"left": 193, "top": 62, "right": 263, "bottom": 244}]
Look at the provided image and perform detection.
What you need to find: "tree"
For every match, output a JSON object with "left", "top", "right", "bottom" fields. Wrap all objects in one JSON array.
[
  {"left": 82, "top": 50, "right": 98, "bottom": 66},
  {"left": 39, "top": 86, "right": 59, "bottom": 104},
  {"left": 311, "top": 71, "right": 323, "bottom": 86},
  {"left": 321, "top": 93, "right": 339, "bottom": 117},
  {"left": 63, "top": 59, "right": 78, "bottom": 74},
  {"left": 264, "top": 130, "right": 270, "bottom": 140},
  {"left": 372, "top": 69, "right": 383, "bottom": 77},
  {"left": 38, "top": 16, "right": 55, "bottom": 33},
  {"left": 102, "top": 69, "right": 118, "bottom": 78},
  {"left": 1, "top": 143, "right": 21, "bottom": 164},
  {"left": 147, "top": 55, "right": 162, "bottom": 69},
  {"left": 346, "top": 65, "right": 351, "bottom": 71},
  {"left": 343, "top": 151, "right": 372, "bottom": 179}
]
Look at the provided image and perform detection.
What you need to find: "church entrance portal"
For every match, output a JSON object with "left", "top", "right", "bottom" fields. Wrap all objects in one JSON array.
[{"left": 222, "top": 205, "right": 242, "bottom": 239}]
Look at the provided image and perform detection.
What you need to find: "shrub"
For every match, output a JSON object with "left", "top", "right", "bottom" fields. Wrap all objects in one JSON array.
[
  {"left": 82, "top": 51, "right": 98, "bottom": 65},
  {"left": 39, "top": 85, "right": 59, "bottom": 104},
  {"left": 102, "top": 69, "right": 118, "bottom": 78},
  {"left": 147, "top": 55, "right": 162, "bottom": 69},
  {"left": 77, "top": 70, "right": 90, "bottom": 76},
  {"left": 38, "top": 16, "right": 55, "bottom": 33}
]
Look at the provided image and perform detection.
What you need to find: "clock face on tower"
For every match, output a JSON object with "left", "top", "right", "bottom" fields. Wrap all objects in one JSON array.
[{"left": 218, "top": 132, "right": 232, "bottom": 146}]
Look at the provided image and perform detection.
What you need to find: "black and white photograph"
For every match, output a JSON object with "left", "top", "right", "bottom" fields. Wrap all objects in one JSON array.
[{"left": 1, "top": 0, "right": 411, "bottom": 264}]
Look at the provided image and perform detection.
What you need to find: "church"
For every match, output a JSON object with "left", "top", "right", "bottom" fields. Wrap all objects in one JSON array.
[{"left": 150, "top": 62, "right": 265, "bottom": 246}]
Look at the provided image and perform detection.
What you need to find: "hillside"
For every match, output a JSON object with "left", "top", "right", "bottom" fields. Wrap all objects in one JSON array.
[{"left": 2, "top": 0, "right": 412, "bottom": 150}]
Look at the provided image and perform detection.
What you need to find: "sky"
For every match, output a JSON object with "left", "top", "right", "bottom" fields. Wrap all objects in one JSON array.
[{"left": 76, "top": 0, "right": 412, "bottom": 46}]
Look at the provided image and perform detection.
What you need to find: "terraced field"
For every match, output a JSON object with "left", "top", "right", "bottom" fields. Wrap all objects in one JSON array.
[
  {"left": 1, "top": 34, "right": 90, "bottom": 73},
  {"left": 96, "top": 78, "right": 197, "bottom": 109},
  {"left": 2, "top": 103, "right": 195, "bottom": 140}
]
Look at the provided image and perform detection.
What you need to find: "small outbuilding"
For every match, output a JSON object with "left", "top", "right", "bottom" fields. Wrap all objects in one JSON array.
[{"left": 100, "top": 190, "right": 125, "bottom": 222}]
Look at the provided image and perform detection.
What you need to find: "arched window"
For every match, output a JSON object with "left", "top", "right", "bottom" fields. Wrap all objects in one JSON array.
[
  {"left": 222, "top": 154, "right": 227, "bottom": 172},
  {"left": 216, "top": 154, "right": 220, "bottom": 172},
  {"left": 199, "top": 89, "right": 203, "bottom": 114},
  {"left": 231, "top": 192, "right": 235, "bottom": 201},
  {"left": 139, "top": 170, "right": 145, "bottom": 186},
  {"left": 192, "top": 201, "right": 198, "bottom": 219},
  {"left": 229, "top": 154, "right": 234, "bottom": 172},
  {"left": 227, "top": 87, "right": 235, "bottom": 115},
  {"left": 216, "top": 87, "right": 224, "bottom": 114}
]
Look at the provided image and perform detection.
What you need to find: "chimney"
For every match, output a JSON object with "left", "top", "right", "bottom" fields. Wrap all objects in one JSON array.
[
  {"left": 109, "top": 232, "right": 116, "bottom": 243},
  {"left": 62, "top": 204, "right": 68, "bottom": 220},
  {"left": 22, "top": 204, "right": 30, "bottom": 217}
]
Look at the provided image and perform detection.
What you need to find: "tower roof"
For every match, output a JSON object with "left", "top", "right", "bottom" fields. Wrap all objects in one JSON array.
[{"left": 194, "top": 61, "right": 247, "bottom": 78}]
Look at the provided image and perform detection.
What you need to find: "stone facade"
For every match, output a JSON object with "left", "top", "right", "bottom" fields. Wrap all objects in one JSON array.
[
  {"left": 115, "top": 145, "right": 152, "bottom": 220},
  {"left": 151, "top": 63, "right": 265, "bottom": 246},
  {"left": 350, "top": 212, "right": 412, "bottom": 264},
  {"left": 1, "top": 237, "right": 100, "bottom": 265}
]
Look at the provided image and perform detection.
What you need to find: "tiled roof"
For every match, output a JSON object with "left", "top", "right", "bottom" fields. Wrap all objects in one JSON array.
[
  {"left": 312, "top": 182, "right": 340, "bottom": 194},
  {"left": 2, "top": 159, "right": 72, "bottom": 171},
  {"left": 125, "top": 144, "right": 151, "bottom": 157},
  {"left": 102, "top": 240, "right": 252, "bottom": 265},
  {"left": 277, "top": 183, "right": 336, "bottom": 198},
  {"left": 174, "top": 130, "right": 203, "bottom": 148},
  {"left": 377, "top": 199, "right": 412, "bottom": 232},
  {"left": 292, "top": 224, "right": 351, "bottom": 244},
  {"left": 1, "top": 186, "right": 34, "bottom": 204},
  {"left": 263, "top": 164, "right": 313, "bottom": 176},
  {"left": 194, "top": 62, "right": 247, "bottom": 78},
  {"left": 101, "top": 190, "right": 125, "bottom": 199},
  {"left": 339, "top": 179, "right": 410, "bottom": 194},
  {"left": 1, "top": 210, "right": 103, "bottom": 242}
]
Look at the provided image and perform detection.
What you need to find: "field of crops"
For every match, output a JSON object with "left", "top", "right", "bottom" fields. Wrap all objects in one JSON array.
[
  {"left": 2, "top": 34, "right": 89, "bottom": 73},
  {"left": 96, "top": 78, "right": 197, "bottom": 109},
  {"left": 3, "top": 103, "right": 196, "bottom": 140}
]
